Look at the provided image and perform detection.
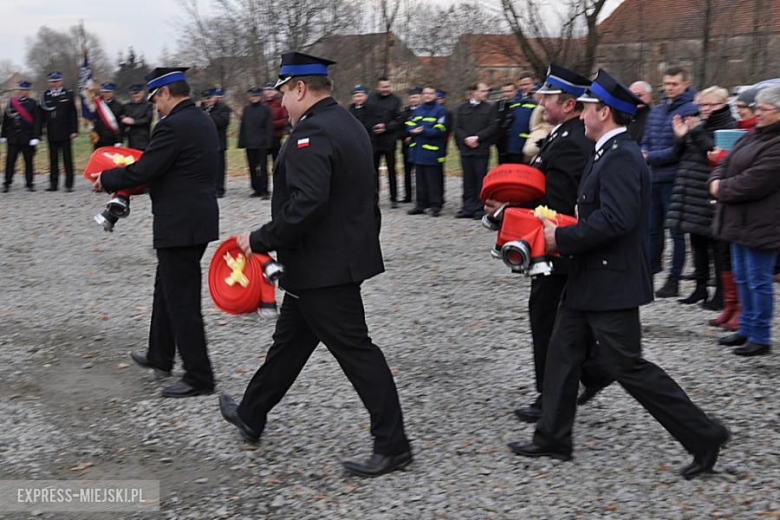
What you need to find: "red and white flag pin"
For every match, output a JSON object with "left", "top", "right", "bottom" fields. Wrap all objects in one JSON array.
[{"left": 297, "top": 138, "right": 310, "bottom": 148}]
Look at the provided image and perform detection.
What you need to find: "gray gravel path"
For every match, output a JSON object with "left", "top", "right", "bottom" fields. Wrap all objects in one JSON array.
[{"left": 1, "top": 175, "right": 778, "bottom": 519}]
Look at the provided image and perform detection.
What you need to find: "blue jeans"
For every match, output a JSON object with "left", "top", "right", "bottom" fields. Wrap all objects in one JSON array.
[
  {"left": 731, "top": 243, "right": 778, "bottom": 345},
  {"left": 649, "top": 181, "right": 685, "bottom": 277}
]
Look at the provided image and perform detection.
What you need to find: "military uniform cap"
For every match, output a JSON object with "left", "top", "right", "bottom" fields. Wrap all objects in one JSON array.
[
  {"left": 18, "top": 80, "right": 32, "bottom": 89},
  {"left": 248, "top": 87, "right": 262, "bottom": 95},
  {"left": 263, "top": 82, "right": 275, "bottom": 90},
  {"left": 578, "top": 69, "right": 642, "bottom": 116},
  {"left": 408, "top": 87, "right": 422, "bottom": 95},
  {"left": 47, "top": 72, "right": 63, "bottom": 81},
  {"left": 352, "top": 84, "right": 368, "bottom": 94},
  {"left": 214, "top": 88, "right": 224, "bottom": 97},
  {"left": 275, "top": 51, "right": 336, "bottom": 89},
  {"left": 436, "top": 89, "right": 447, "bottom": 98},
  {"left": 201, "top": 88, "right": 215, "bottom": 98},
  {"left": 101, "top": 82, "right": 117, "bottom": 92},
  {"left": 129, "top": 84, "right": 144, "bottom": 93},
  {"left": 145, "top": 67, "right": 189, "bottom": 100},
  {"left": 536, "top": 64, "right": 590, "bottom": 97}
]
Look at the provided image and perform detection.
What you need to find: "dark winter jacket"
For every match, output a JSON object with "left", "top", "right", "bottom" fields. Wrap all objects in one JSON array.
[
  {"left": 264, "top": 97, "right": 288, "bottom": 141},
  {"left": 666, "top": 106, "right": 735, "bottom": 237},
  {"left": 454, "top": 100, "right": 498, "bottom": 156},
  {"left": 238, "top": 101, "right": 273, "bottom": 150},
  {"left": 709, "top": 120, "right": 780, "bottom": 250},
  {"left": 205, "top": 101, "right": 231, "bottom": 151},
  {"left": 642, "top": 88, "right": 698, "bottom": 183},
  {"left": 506, "top": 94, "right": 537, "bottom": 155},
  {"left": 368, "top": 92, "right": 404, "bottom": 151},
  {"left": 348, "top": 103, "right": 377, "bottom": 146},
  {"left": 123, "top": 100, "right": 154, "bottom": 150},
  {"left": 628, "top": 104, "right": 651, "bottom": 144}
]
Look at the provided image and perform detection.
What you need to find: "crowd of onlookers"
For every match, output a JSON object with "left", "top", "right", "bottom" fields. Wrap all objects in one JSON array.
[{"left": 2, "top": 67, "right": 778, "bottom": 356}]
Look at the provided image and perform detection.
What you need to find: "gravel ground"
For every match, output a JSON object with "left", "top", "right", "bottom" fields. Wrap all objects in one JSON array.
[{"left": 0, "top": 174, "right": 778, "bottom": 519}]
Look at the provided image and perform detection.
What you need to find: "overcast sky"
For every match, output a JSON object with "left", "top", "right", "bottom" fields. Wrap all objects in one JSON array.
[{"left": 0, "top": 0, "right": 625, "bottom": 72}]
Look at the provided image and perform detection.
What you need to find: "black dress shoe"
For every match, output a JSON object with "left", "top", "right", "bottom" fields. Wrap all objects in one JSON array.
[
  {"left": 718, "top": 333, "right": 747, "bottom": 346},
  {"left": 219, "top": 393, "right": 261, "bottom": 442},
  {"left": 249, "top": 192, "right": 262, "bottom": 198},
  {"left": 455, "top": 210, "right": 473, "bottom": 219},
  {"left": 391, "top": 201, "right": 398, "bottom": 209},
  {"left": 400, "top": 198, "right": 412, "bottom": 203},
  {"left": 45, "top": 186, "right": 58, "bottom": 192},
  {"left": 2, "top": 185, "right": 9, "bottom": 193},
  {"left": 407, "top": 207, "right": 425, "bottom": 215},
  {"left": 130, "top": 350, "right": 172, "bottom": 378},
  {"left": 26, "top": 185, "right": 36, "bottom": 192},
  {"left": 472, "top": 210, "right": 486, "bottom": 219},
  {"left": 514, "top": 404, "right": 542, "bottom": 423},
  {"left": 678, "top": 285, "right": 708, "bottom": 305},
  {"left": 733, "top": 342, "right": 770, "bottom": 356},
  {"left": 508, "top": 441, "right": 572, "bottom": 461},
  {"left": 161, "top": 380, "right": 214, "bottom": 398},
  {"left": 679, "top": 422, "right": 730, "bottom": 479},
  {"left": 342, "top": 450, "right": 412, "bottom": 477},
  {"left": 430, "top": 208, "right": 441, "bottom": 217},
  {"left": 577, "top": 385, "right": 605, "bottom": 406},
  {"left": 65, "top": 187, "right": 74, "bottom": 193}
]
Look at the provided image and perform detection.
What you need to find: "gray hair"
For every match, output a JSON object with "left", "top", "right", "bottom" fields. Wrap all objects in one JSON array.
[
  {"left": 755, "top": 86, "right": 780, "bottom": 110},
  {"left": 630, "top": 81, "right": 652, "bottom": 94}
]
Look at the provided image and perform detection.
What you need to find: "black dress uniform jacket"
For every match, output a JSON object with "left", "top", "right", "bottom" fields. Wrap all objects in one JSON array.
[
  {"left": 40, "top": 88, "right": 78, "bottom": 141},
  {"left": 207, "top": 102, "right": 231, "bottom": 151},
  {"left": 101, "top": 99, "right": 220, "bottom": 249},
  {"left": 250, "top": 97, "right": 384, "bottom": 292},
  {"left": 94, "top": 98, "right": 125, "bottom": 144},
  {"left": 556, "top": 130, "right": 654, "bottom": 311},
  {"left": 123, "top": 100, "right": 155, "bottom": 150},
  {"left": 1, "top": 97, "right": 41, "bottom": 144},
  {"left": 237, "top": 102, "right": 273, "bottom": 149},
  {"left": 348, "top": 104, "right": 377, "bottom": 146}
]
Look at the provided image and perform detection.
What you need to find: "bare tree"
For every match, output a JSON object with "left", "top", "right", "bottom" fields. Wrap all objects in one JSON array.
[
  {"left": 0, "top": 60, "right": 22, "bottom": 82},
  {"left": 25, "top": 25, "right": 109, "bottom": 90},
  {"left": 500, "top": 0, "right": 607, "bottom": 76}
]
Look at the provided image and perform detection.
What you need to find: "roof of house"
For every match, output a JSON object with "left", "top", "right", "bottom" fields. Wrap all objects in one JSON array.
[
  {"left": 457, "top": 34, "right": 529, "bottom": 67},
  {"left": 598, "top": 0, "right": 780, "bottom": 44}
]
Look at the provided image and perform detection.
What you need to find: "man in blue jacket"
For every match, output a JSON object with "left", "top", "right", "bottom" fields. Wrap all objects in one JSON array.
[
  {"left": 407, "top": 86, "right": 448, "bottom": 217},
  {"left": 641, "top": 67, "right": 698, "bottom": 297}
]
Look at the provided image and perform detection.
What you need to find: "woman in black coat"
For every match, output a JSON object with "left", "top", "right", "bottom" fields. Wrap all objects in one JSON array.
[{"left": 666, "top": 87, "right": 735, "bottom": 308}]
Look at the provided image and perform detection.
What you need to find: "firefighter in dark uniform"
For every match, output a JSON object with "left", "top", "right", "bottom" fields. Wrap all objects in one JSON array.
[
  {"left": 348, "top": 84, "right": 376, "bottom": 143},
  {"left": 487, "top": 65, "right": 613, "bottom": 423},
  {"left": 92, "top": 67, "right": 219, "bottom": 398},
  {"left": 399, "top": 87, "right": 422, "bottom": 203},
  {"left": 219, "top": 52, "right": 412, "bottom": 478},
  {"left": 122, "top": 84, "right": 154, "bottom": 150},
  {"left": 238, "top": 87, "right": 274, "bottom": 198},
  {"left": 202, "top": 88, "right": 231, "bottom": 198},
  {"left": 40, "top": 71, "right": 79, "bottom": 192},
  {"left": 507, "top": 70, "right": 730, "bottom": 480},
  {"left": 93, "top": 82, "right": 125, "bottom": 149},
  {"left": 1, "top": 80, "right": 41, "bottom": 192}
]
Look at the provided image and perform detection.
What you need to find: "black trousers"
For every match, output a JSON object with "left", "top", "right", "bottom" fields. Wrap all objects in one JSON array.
[
  {"left": 246, "top": 148, "right": 268, "bottom": 195},
  {"left": 267, "top": 139, "right": 281, "bottom": 169},
  {"left": 690, "top": 233, "right": 725, "bottom": 284},
  {"left": 460, "top": 154, "right": 489, "bottom": 215},
  {"left": 5, "top": 144, "right": 35, "bottom": 187},
  {"left": 48, "top": 139, "right": 74, "bottom": 189},
  {"left": 504, "top": 153, "right": 525, "bottom": 165},
  {"left": 237, "top": 284, "right": 410, "bottom": 455},
  {"left": 414, "top": 164, "right": 443, "bottom": 211},
  {"left": 216, "top": 150, "right": 226, "bottom": 195},
  {"left": 373, "top": 149, "right": 398, "bottom": 202},
  {"left": 534, "top": 306, "right": 722, "bottom": 454},
  {"left": 528, "top": 275, "right": 612, "bottom": 397},
  {"left": 401, "top": 142, "right": 413, "bottom": 201},
  {"left": 148, "top": 244, "right": 214, "bottom": 390},
  {"left": 717, "top": 240, "right": 731, "bottom": 271}
]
